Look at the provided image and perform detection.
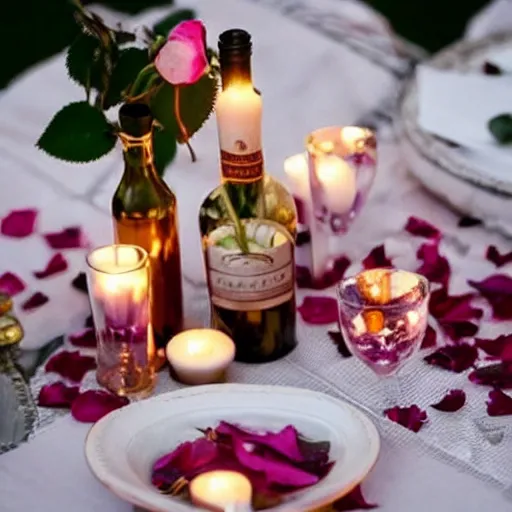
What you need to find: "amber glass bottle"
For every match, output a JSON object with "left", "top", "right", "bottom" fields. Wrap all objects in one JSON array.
[{"left": 113, "top": 103, "right": 183, "bottom": 349}]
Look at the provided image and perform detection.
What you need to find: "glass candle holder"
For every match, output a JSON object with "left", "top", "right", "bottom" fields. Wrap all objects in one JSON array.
[{"left": 86, "top": 244, "right": 155, "bottom": 398}]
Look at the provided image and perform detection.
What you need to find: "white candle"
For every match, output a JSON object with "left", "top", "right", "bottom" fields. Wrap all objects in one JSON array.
[
  {"left": 165, "top": 329, "right": 235, "bottom": 385},
  {"left": 284, "top": 153, "right": 309, "bottom": 201},
  {"left": 190, "top": 471, "right": 252, "bottom": 512},
  {"left": 340, "top": 126, "right": 368, "bottom": 154}
]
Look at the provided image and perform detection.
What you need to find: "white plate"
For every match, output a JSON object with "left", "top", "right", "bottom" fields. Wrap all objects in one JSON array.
[{"left": 85, "top": 384, "right": 380, "bottom": 512}]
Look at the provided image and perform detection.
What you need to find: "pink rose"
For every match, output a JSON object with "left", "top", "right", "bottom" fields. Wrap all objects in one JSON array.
[{"left": 155, "top": 20, "right": 208, "bottom": 85}]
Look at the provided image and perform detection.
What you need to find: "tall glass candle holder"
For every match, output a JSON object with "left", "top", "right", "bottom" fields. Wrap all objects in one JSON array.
[{"left": 86, "top": 244, "right": 155, "bottom": 398}]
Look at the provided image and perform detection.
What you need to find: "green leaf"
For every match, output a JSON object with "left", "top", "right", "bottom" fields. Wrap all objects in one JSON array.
[
  {"left": 150, "top": 73, "right": 218, "bottom": 143},
  {"left": 37, "top": 101, "right": 117, "bottom": 163},
  {"left": 153, "top": 8, "right": 196, "bottom": 37},
  {"left": 489, "top": 113, "right": 512, "bottom": 144},
  {"left": 104, "top": 47, "right": 149, "bottom": 108},
  {"left": 153, "top": 127, "right": 177, "bottom": 176},
  {"left": 66, "top": 34, "right": 103, "bottom": 90}
]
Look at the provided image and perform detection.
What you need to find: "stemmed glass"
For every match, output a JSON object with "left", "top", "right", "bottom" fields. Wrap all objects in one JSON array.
[{"left": 336, "top": 268, "right": 430, "bottom": 405}]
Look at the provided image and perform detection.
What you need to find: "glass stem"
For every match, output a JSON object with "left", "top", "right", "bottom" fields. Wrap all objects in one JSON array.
[{"left": 381, "top": 374, "right": 402, "bottom": 406}]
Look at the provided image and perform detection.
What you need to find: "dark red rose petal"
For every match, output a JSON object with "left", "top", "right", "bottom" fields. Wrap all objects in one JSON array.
[
  {"left": 1, "top": 208, "right": 38, "bottom": 238},
  {"left": 33, "top": 253, "right": 68, "bottom": 279},
  {"left": 37, "top": 382, "right": 79, "bottom": 408},
  {"left": 424, "top": 343, "right": 478, "bottom": 373},
  {"left": 384, "top": 404, "right": 428, "bottom": 433},
  {"left": 43, "top": 226, "right": 84, "bottom": 249},
  {"left": 430, "top": 389, "right": 466, "bottom": 412},
  {"left": 297, "top": 256, "right": 351, "bottom": 290},
  {"left": 458, "top": 216, "right": 482, "bottom": 228},
  {"left": 475, "top": 335, "right": 512, "bottom": 359},
  {"left": 85, "top": 314, "right": 94, "bottom": 328},
  {"left": 486, "top": 246, "right": 512, "bottom": 268},
  {"left": 404, "top": 216, "right": 441, "bottom": 240},
  {"left": 416, "top": 242, "right": 450, "bottom": 287},
  {"left": 72, "top": 272, "right": 88, "bottom": 294},
  {"left": 45, "top": 350, "right": 96, "bottom": 382},
  {"left": 468, "top": 274, "right": 512, "bottom": 320},
  {"left": 487, "top": 389, "right": 512, "bottom": 416},
  {"left": 362, "top": 244, "right": 392, "bottom": 270},
  {"left": 22, "top": 292, "right": 49, "bottom": 311},
  {"left": 71, "top": 390, "right": 129, "bottom": 423},
  {"left": 483, "top": 61, "right": 502, "bottom": 75},
  {"left": 421, "top": 324, "right": 437, "bottom": 349},
  {"left": 333, "top": 485, "right": 377, "bottom": 511},
  {"left": 469, "top": 363, "right": 512, "bottom": 389},
  {"left": 68, "top": 328, "right": 97, "bottom": 348},
  {"left": 328, "top": 331, "right": 352, "bottom": 357},
  {"left": 0, "top": 272, "right": 26, "bottom": 296},
  {"left": 298, "top": 296, "right": 338, "bottom": 324}
]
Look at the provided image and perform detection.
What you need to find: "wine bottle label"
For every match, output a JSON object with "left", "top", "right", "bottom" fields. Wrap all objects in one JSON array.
[
  {"left": 221, "top": 149, "right": 263, "bottom": 182},
  {"left": 205, "top": 220, "right": 294, "bottom": 311}
]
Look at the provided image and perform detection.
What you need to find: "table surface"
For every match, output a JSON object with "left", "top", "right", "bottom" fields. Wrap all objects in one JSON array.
[{"left": 1, "top": 0, "right": 512, "bottom": 511}]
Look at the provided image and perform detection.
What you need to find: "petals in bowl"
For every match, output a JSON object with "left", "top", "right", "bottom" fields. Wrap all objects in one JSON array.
[
  {"left": 475, "top": 335, "right": 512, "bottom": 359},
  {"left": 333, "top": 485, "right": 377, "bottom": 511},
  {"left": 1, "top": 208, "right": 37, "bottom": 238},
  {"left": 0, "top": 272, "right": 26, "bottom": 296},
  {"left": 68, "top": 328, "right": 97, "bottom": 348},
  {"left": 45, "top": 350, "right": 96, "bottom": 382},
  {"left": 72, "top": 272, "right": 88, "bottom": 293},
  {"left": 43, "top": 226, "right": 84, "bottom": 249},
  {"left": 469, "top": 363, "right": 512, "bottom": 389},
  {"left": 33, "top": 253, "right": 68, "bottom": 279},
  {"left": 424, "top": 343, "right": 478, "bottom": 373},
  {"left": 362, "top": 244, "right": 392, "bottom": 270},
  {"left": 22, "top": 292, "right": 49, "bottom": 311},
  {"left": 421, "top": 324, "right": 437, "bottom": 349},
  {"left": 298, "top": 296, "right": 338, "bottom": 324},
  {"left": 71, "top": 390, "right": 129, "bottom": 423},
  {"left": 404, "top": 216, "right": 441, "bottom": 240},
  {"left": 468, "top": 274, "right": 512, "bottom": 320},
  {"left": 487, "top": 389, "right": 512, "bottom": 416},
  {"left": 384, "top": 405, "right": 427, "bottom": 433},
  {"left": 38, "top": 382, "right": 80, "bottom": 408},
  {"left": 416, "top": 242, "right": 450, "bottom": 287},
  {"left": 328, "top": 331, "right": 352, "bottom": 358},
  {"left": 486, "top": 246, "right": 512, "bottom": 268},
  {"left": 430, "top": 389, "right": 466, "bottom": 412}
]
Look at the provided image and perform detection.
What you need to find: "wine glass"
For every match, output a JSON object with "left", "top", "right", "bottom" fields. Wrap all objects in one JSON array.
[{"left": 336, "top": 268, "right": 430, "bottom": 404}]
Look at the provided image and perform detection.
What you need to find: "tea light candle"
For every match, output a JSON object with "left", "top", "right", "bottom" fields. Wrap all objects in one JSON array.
[
  {"left": 190, "top": 471, "right": 252, "bottom": 512},
  {"left": 166, "top": 329, "right": 235, "bottom": 385},
  {"left": 284, "top": 153, "right": 309, "bottom": 202}
]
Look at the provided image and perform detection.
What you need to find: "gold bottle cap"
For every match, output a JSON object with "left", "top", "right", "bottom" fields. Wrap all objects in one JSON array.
[{"left": 0, "top": 314, "right": 24, "bottom": 347}]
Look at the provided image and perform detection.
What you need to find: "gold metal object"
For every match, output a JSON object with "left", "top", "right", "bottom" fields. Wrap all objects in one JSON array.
[
  {"left": 0, "top": 293, "right": 13, "bottom": 315},
  {"left": 0, "top": 314, "right": 24, "bottom": 347}
]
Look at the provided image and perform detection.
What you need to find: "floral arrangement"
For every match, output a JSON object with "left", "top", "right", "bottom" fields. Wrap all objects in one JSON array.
[{"left": 36, "top": 0, "right": 218, "bottom": 174}]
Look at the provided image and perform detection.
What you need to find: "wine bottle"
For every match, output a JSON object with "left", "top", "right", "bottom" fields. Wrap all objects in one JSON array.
[
  {"left": 113, "top": 103, "right": 183, "bottom": 350},
  {"left": 199, "top": 29, "right": 297, "bottom": 363}
]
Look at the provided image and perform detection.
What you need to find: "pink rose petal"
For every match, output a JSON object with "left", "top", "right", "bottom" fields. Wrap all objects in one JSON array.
[
  {"left": 421, "top": 324, "right": 437, "bottom": 349},
  {"left": 430, "top": 389, "right": 466, "bottom": 412},
  {"left": 37, "top": 382, "right": 79, "bottom": 408},
  {"left": 486, "top": 389, "right": 512, "bottom": 416},
  {"left": 68, "top": 328, "right": 97, "bottom": 348},
  {"left": 298, "top": 296, "right": 338, "bottom": 324},
  {"left": 469, "top": 363, "right": 512, "bottom": 389},
  {"left": 71, "top": 390, "right": 129, "bottom": 423},
  {"left": 45, "top": 350, "right": 96, "bottom": 382},
  {"left": 424, "top": 343, "right": 478, "bottom": 373},
  {"left": 404, "top": 216, "right": 441, "bottom": 240},
  {"left": 468, "top": 274, "right": 512, "bottom": 320},
  {"left": 362, "top": 244, "right": 392, "bottom": 270},
  {"left": 384, "top": 404, "right": 427, "bottom": 433},
  {"left": 0, "top": 272, "right": 26, "bottom": 296},
  {"left": 333, "top": 485, "right": 377, "bottom": 511},
  {"left": 475, "top": 335, "right": 512, "bottom": 359},
  {"left": 328, "top": 331, "right": 352, "bottom": 358},
  {"left": 297, "top": 256, "right": 351, "bottom": 290},
  {"left": 486, "top": 245, "right": 512, "bottom": 268},
  {"left": 22, "top": 292, "right": 49, "bottom": 311},
  {"left": 1, "top": 208, "right": 37, "bottom": 238},
  {"left": 43, "top": 226, "right": 84, "bottom": 249},
  {"left": 33, "top": 253, "right": 68, "bottom": 279},
  {"left": 416, "top": 242, "right": 450, "bottom": 287}
]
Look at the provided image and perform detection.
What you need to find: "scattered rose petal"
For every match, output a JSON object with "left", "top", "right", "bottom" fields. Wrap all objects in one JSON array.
[
  {"left": 483, "top": 61, "right": 502, "bottom": 75},
  {"left": 33, "top": 253, "right": 68, "bottom": 279},
  {"left": 43, "top": 226, "right": 84, "bottom": 249},
  {"left": 416, "top": 242, "right": 450, "bottom": 287},
  {"left": 431, "top": 389, "right": 466, "bottom": 412},
  {"left": 404, "top": 216, "right": 441, "bottom": 240},
  {"left": 37, "top": 382, "right": 79, "bottom": 408},
  {"left": 0, "top": 272, "right": 26, "bottom": 296},
  {"left": 458, "top": 216, "right": 482, "bottom": 228},
  {"left": 487, "top": 389, "right": 512, "bottom": 416},
  {"left": 1, "top": 208, "right": 37, "bottom": 238},
  {"left": 362, "top": 244, "right": 392, "bottom": 270},
  {"left": 45, "top": 350, "right": 96, "bottom": 382},
  {"left": 475, "top": 335, "right": 512, "bottom": 359},
  {"left": 85, "top": 314, "right": 94, "bottom": 328},
  {"left": 468, "top": 274, "right": 512, "bottom": 320},
  {"left": 68, "top": 328, "right": 96, "bottom": 348},
  {"left": 328, "top": 331, "right": 352, "bottom": 357},
  {"left": 22, "top": 292, "right": 49, "bottom": 311},
  {"left": 384, "top": 405, "right": 427, "bottom": 433},
  {"left": 297, "top": 256, "right": 351, "bottom": 290},
  {"left": 502, "top": 344, "right": 512, "bottom": 362},
  {"left": 424, "top": 343, "right": 478, "bottom": 373},
  {"left": 421, "top": 324, "right": 437, "bottom": 349},
  {"left": 72, "top": 272, "right": 88, "bottom": 293},
  {"left": 486, "top": 245, "right": 512, "bottom": 268},
  {"left": 333, "top": 485, "right": 377, "bottom": 511},
  {"left": 71, "top": 390, "right": 129, "bottom": 423},
  {"left": 298, "top": 296, "right": 338, "bottom": 324},
  {"left": 469, "top": 363, "right": 512, "bottom": 389}
]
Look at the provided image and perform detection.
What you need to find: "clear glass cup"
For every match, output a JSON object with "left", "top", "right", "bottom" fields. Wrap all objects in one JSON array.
[
  {"left": 337, "top": 268, "right": 430, "bottom": 404},
  {"left": 86, "top": 244, "right": 155, "bottom": 398}
]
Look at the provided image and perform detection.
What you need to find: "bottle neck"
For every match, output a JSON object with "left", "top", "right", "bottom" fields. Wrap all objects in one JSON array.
[{"left": 120, "top": 132, "right": 157, "bottom": 178}]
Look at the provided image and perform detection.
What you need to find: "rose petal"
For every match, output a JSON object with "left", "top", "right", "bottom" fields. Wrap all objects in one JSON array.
[
  {"left": 430, "top": 389, "right": 466, "bottom": 412},
  {"left": 45, "top": 350, "right": 96, "bottom": 382},
  {"left": 468, "top": 274, "right": 512, "bottom": 320},
  {"left": 328, "top": 330, "right": 352, "bottom": 357},
  {"left": 68, "top": 328, "right": 97, "bottom": 348},
  {"left": 0, "top": 272, "right": 26, "bottom": 296},
  {"left": 469, "top": 363, "right": 512, "bottom": 389},
  {"left": 37, "top": 382, "right": 79, "bottom": 408},
  {"left": 487, "top": 389, "right": 512, "bottom": 416},
  {"left": 424, "top": 343, "right": 478, "bottom": 373},
  {"left": 43, "top": 226, "right": 84, "bottom": 249},
  {"left": 71, "top": 272, "right": 88, "bottom": 293},
  {"left": 298, "top": 296, "right": 338, "bottom": 324},
  {"left": 404, "top": 216, "right": 441, "bottom": 240},
  {"left": 71, "top": 390, "right": 129, "bottom": 423},
  {"left": 1, "top": 208, "right": 37, "bottom": 238},
  {"left": 33, "top": 253, "right": 68, "bottom": 279},
  {"left": 362, "top": 244, "right": 392, "bottom": 270},
  {"left": 297, "top": 256, "right": 351, "bottom": 290},
  {"left": 85, "top": 314, "right": 94, "bottom": 328},
  {"left": 475, "top": 335, "right": 512, "bottom": 359},
  {"left": 22, "top": 292, "right": 49, "bottom": 311},
  {"left": 421, "top": 324, "right": 437, "bottom": 349},
  {"left": 384, "top": 404, "right": 428, "bottom": 433},
  {"left": 333, "top": 485, "right": 377, "bottom": 511},
  {"left": 458, "top": 216, "right": 482, "bottom": 228},
  {"left": 483, "top": 61, "right": 502, "bottom": 75},
  {"left": 486, "top": 246, "right": 512, "bottom": 268},
  {"left": 416, "top": 242, "right": 450, "bottom": 287}
]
